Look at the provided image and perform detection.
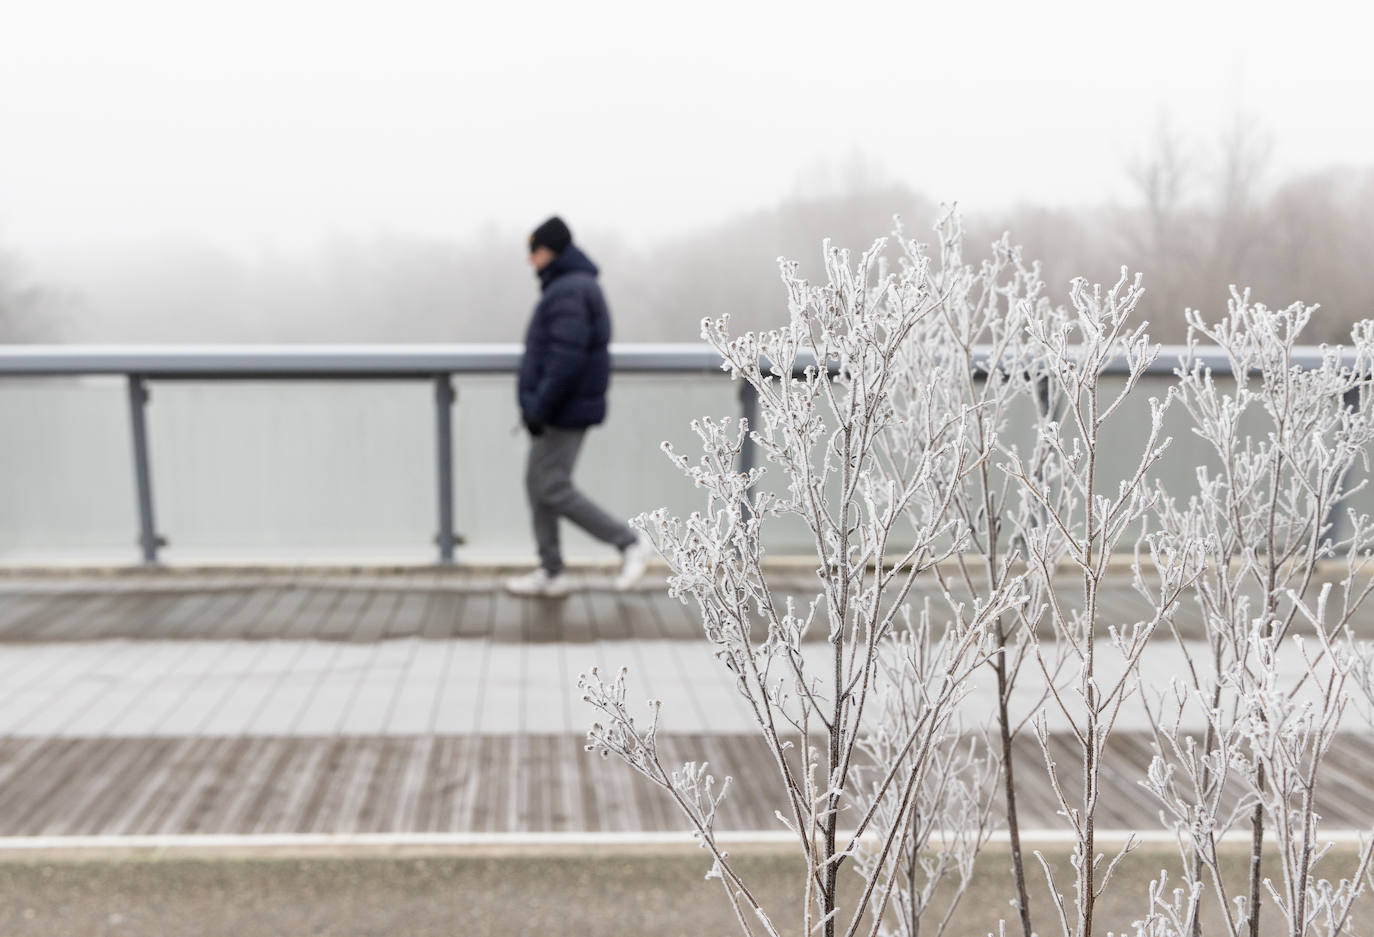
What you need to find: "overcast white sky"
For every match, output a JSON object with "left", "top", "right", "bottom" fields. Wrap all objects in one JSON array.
[{"left": 2, "top": 0, "right": 1372, "bottom": 257}]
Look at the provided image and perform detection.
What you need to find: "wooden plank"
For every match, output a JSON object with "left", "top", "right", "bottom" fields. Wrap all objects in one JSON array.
[
  {"left": 0, "top": 738, "right": 84, "bottom": 833},
  {"left": 1, "top": 594, "right": 86, "bottom": 641},
  {"left": 148, "top": 738, "right": 243, "bottom": 834},
  {"left": 571, "top": 738, "right": 602, "bottom": 833},
  {"left": 419, "top": 735, "right": 467, "bottom": 832},
  {"left": 330, "top": 737, "right": 385, "bottom": 833},
  {"left": 317, "top": 588, "right": 372, "bottom": 641},
  {"left": 449, "top": 734, "right": 485, "bottom": 833},
  {"left": 387, "top": 734, "right": 435, "bottom": 832},
  {"left": 250, "top": 587, "right": 313, "bottom": 639},
  {"left": 0, "top": 593, "right": 55, "bottom": 636},
  {"left": 106, "top": 736, "right": 208, "bottom": 834},
  {"left": 350, "top": 591, "right": 401, "bottom": 643},
  {"left": 489, "top": 590, "right": 524, "bottom": 643},
  {"left": 1008, "top": 731, "right": 1061, "bottom": 828},
  {"left": 24, "top": 736, "right": 149, "bottom": 829},
  {"left": 283, "top": 588, "right": 345, "bottom": 640},
  {"left": 707, "top": 733, "right": 769, "bottom": 832},
  {"left": 583, "top": 589, "right": 628, "bottom": 641},
  {"left": 387, "top": 592, "right": 432, "bottom": 639},
  {"left": 648, "top": 591, "right": 699, "bottom": 641},
  {"left": 455, "top": 588, "right": 493, "bottom": 639},
  {"left": 0, "top": 738, "right": 56, "bottom": 796},
  {"left": 316, "top": 736, "right": 386, "bottom": 833},
  {"left": 178, "top": 588, "right": 256, "bottom": 639},
  {"left": 212, "top": 738, "right": 291, "bottom": 833},
  {"left": 5, "top": 738, "right": 114, "bottom": 835},
  {"left": 615, "top": 591, "right": 663, "bottom": 640},
  {"left": 421, "top": 591, "right": 463, "bottom": 640},
  {"left": 1094, "top": 734, "right": 1152, "bottom": 829},
  {"left": 1312, "top": 736, "right": 1374, "bottom": 825},
  {"left": 59, "top": 738, "right": 181, "bottom": 836},
  {"left": 587, "top": 728, "right": 642, "bottom": 832},
  {"left": 209, "top": 587, "right": 275, "bottom": 640},
  {"left": 549, "top": 734, "right": 581, "bottom": 832},
  {"left": 73, "top": 589, "right": 143, "bottom": 640},
  {"left": 175, "top": 735, "right": 255, "bottom": 833},
  {"left": 295, "top": 737, "right": 353, "bottom": 833},
  {"left": 472, "top": 735, "right": 511, "bottom": 833},
  {"left": 191, "top": 736, "right": 277, "bottom": 833},
  {"left": 157, "top": 590, "right": 229, "bottom": 639},
  {"left": 28, "top": 592, "right": 119, "bottom": 641},
  {"left": 516, "top": 733, "right": 550, "bottom": 832},
  {"left": 356, "top": 737, "right": 409, "bottom": 833},
  {"left": 250, "top": 739, "right": 332, "bottom": 834}
]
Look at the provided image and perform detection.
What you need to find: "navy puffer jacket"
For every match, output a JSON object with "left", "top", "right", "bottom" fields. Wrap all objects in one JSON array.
[{"left": 517, "top": 245, "right": 611, "bottom": 428}]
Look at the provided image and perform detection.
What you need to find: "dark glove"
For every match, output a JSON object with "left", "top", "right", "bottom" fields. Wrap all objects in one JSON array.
[{"left": 524, "top": 418, "right": 545, "bottom": 437}]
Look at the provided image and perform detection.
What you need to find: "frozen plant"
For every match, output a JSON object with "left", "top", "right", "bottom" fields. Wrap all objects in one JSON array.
[
  {"left": 884, "top": 210, "right": 1060, "bottom": 937},
  {"left": 852, "top": 617, "right": 1000, "bottom": 937},
  {"left": 1002, "top": 271, "right": 1202, "bottom": 937},
  {"left": 1140, "top": 296, "right": 1374, "bottom": 937},
  {"left": 583, "top": 232, "right": 1025, "bottom": 937}
]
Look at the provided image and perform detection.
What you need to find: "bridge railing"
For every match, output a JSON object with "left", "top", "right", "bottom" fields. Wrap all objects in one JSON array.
[{"left": 0, "top": 344, "right": 1357, "bottom": 565}]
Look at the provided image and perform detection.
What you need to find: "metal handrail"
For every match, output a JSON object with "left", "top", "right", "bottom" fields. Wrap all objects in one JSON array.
[
  {"left": 0, "top": 343, "right": 1361, "bottom": 565},
  {"left": 0, "top": 343, "right": 1360, "bottom": 378},
  {"left": 0, "top": 344, "right": 720, "bottom": 378}
]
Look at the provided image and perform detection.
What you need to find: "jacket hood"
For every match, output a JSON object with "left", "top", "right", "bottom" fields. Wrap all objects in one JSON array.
[{"left": 538, "top": 244, "right": 598, "bottom": 291}]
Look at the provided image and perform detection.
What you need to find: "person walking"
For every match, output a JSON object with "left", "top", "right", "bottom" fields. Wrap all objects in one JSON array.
[{"left": 505, "top": 216, "right": 650, "bottom": 597}]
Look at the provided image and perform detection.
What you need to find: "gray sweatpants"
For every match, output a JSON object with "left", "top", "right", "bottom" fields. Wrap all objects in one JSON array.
[{"left": 526, "top": 426, "right": 636, "bottom": 575}]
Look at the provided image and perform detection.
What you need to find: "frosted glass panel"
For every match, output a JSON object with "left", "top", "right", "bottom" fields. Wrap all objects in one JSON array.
[
  {"left": 0, "top": 376, "right": 137, "bottom": 562},
  {"left": 3, "top": 370, "right": 1369, "bottom": 564}
]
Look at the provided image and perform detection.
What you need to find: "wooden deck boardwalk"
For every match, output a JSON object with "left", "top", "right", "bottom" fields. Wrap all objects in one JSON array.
[{"left": 0, "top": 569, "right": 1372, "bottom": 839}]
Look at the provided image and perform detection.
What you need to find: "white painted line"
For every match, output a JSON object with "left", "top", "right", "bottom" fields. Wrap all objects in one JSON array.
[{"left": 0, "top": 828, "right": 1368, "bottom": 853}]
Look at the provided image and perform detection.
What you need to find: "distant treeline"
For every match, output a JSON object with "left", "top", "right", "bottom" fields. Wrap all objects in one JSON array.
[{"left": 5, "top": 131, "right": 1374, "bottom": 345}]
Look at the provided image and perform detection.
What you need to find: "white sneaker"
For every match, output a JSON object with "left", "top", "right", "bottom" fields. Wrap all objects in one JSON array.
[
  {"left": 504, "top": 568, "right": 573, "bottom": 597},
  {"left": 615, "top": 535, "right": 653, "bottom": 591}
]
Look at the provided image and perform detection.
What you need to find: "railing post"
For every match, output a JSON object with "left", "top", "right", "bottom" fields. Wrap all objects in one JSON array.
[
  {"left": 1324, "top": 383, "right": 1364, "bottom": 550},
  {"left": 126, "top": 375, "right": 161, "bottom": 564},
  {"left": 737, "top": 381, "right": 759, "bottom": 478},
  {"left": 434, "top": 373, "right": 456, "bottom": 564}
]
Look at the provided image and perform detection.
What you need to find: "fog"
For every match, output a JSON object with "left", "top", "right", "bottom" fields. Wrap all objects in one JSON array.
[{"left": 3, "top": 0, "right": 1374, "bottom": 344}]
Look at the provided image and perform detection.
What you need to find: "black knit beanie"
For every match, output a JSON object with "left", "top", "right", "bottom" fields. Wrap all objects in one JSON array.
[{"left": 529, "top": 216, "right": 572, "bottom": 255}]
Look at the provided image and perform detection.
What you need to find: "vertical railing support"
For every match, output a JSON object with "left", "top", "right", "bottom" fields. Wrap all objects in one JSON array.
[
  {"left": 1324, "top": 383, "right": 1364, "bottom": 550},
  {"left": 127, "top": 375, "right": 161, "bottom": 565},
  {"left": 738, "top": 380, "right": 759, "bottom": 481},
  {"left": 434, "top": 373, "right": 457, "bottom": 564}
]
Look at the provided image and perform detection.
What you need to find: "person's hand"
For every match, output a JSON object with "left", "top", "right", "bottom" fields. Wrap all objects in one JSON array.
[{"left": 524, "top": 418, "right": 545, "bottom": 437}]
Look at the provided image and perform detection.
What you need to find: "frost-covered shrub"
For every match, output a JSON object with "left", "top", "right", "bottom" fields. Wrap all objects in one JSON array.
[
  {"left": 582, "top": 214, "right": 1374, "bottom": 937},
  {"left": 1139, "top": 297, "right": 1374, "bottom": 937}
]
